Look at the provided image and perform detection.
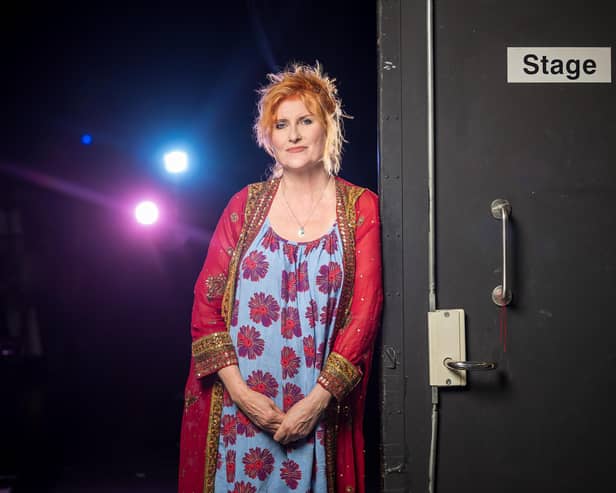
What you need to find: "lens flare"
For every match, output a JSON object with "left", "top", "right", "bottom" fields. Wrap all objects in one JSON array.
[
  {"left": 163, "top": 150, "right": 188, "bottom": 173},
  {"left": 135, "top": 201, "right": 159, "bottom": 225}
]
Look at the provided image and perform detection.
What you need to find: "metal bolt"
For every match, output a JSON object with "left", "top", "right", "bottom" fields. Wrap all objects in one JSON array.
[
  {"left": 446, "top": 379, "right": 452, "bottom": 385},
  {"left": 444, "top": 312, "right": 450, "bottom": 318}
]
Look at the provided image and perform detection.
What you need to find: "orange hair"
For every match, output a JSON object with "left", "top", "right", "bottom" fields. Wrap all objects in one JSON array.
[{"left": 254, "top": 62, "right": 349, "bottom": 176}]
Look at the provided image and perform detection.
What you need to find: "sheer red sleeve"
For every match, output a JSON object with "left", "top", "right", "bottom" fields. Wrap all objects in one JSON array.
[
  {"left": 318, "top": 190, "right": 383, "bottom": 400},
  {"left": 191, "top": 188, "right": 247, "bottom": 378}
]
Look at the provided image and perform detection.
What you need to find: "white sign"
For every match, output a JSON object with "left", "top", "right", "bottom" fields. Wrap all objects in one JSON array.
[{"left": 507, "top": 47, "right": 611, "bottom": 83}]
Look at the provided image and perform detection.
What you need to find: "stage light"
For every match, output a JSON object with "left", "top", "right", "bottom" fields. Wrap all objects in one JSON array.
[
  {"left": 163, "top": 150, "right": 188, "bottom": 174},
  {"left": 135, "top": 201, "right": 159, "bottom": 225},
  {"left": 81, "top": 134, "right": 92, "bottom": 145}
]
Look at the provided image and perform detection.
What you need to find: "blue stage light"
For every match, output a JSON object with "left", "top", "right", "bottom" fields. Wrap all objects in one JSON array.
[
  {"left": 163, "top": 150, "right": 189, "bottom": 174},
  {"left": 81, "top": 134, "right": 92, "bottom": 145}
]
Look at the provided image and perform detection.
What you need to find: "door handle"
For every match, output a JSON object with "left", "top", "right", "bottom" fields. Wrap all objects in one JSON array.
[
  {"left": 491, "top": 199, "right": 512, "bottom": 306},
  {"left": 444, "top": 358, "right": 497, "bottom": 371}
]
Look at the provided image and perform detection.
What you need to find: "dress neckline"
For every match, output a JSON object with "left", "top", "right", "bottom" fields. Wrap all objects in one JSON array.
[{"left": 265, "top": 217, "right": 337, "bottom": 246}]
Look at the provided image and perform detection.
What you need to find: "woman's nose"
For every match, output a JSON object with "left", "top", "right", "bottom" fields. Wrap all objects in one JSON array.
[{"left": 288, "top": 124, "right": 302, "bottom": 143}]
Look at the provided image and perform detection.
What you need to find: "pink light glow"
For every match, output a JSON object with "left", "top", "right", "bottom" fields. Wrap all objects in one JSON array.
[{"left": 135, "top": 201, "right": 159, "bottom": 225}]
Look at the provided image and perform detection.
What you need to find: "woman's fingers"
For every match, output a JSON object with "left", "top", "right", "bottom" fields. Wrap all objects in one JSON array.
[
  {"left": 272, "top": 424, "right": 287, "bottom": 443},
  {"left": 273, "top": 398, "right": 321, "bottom": 444},
  {"left": 238, "top": 389, "right": 285, "bottom": 433}
]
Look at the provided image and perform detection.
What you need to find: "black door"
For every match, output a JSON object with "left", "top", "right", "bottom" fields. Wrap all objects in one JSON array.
[{"left": 379, "top": 1, "right": 616, "bottom": 492}]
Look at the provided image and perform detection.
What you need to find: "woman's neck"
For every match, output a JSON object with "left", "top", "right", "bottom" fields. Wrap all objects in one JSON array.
[{"left": 280, "top": 166, "right": 332, "bottom": 198}]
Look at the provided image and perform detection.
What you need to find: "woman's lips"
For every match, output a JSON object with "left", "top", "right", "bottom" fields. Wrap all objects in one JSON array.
[{"left": 286, "top": 146, "right": 307, "bottom": 153}]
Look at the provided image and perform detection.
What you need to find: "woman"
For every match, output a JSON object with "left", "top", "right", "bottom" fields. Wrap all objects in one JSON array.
[{"left": 179, "top": 63, "right": 382, "bottom": 493}]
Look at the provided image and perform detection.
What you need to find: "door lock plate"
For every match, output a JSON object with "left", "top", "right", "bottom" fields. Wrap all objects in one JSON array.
[{"left": 428, "top": 309, "right": 467, "bottom": 386}]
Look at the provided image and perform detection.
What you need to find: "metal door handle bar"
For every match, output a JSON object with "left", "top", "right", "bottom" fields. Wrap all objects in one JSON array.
[
  {"left": 491, "top": 199, "right": 512, "bottom": 306},
  {"left": 444, "top": 358, "right": 497, "bottom": 371}
]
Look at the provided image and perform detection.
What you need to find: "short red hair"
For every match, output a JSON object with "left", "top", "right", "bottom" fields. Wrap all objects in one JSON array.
[{"left": 254, "top": 62, "right": 348, "bottom": 176}]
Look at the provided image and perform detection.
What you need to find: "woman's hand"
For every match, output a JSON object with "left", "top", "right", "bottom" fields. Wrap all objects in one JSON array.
[
  {"left": 218, "top": 365, "right": 284, "bottom": 434},
  {"left": 235, "top": 388, "right": 285, "bottom": 434},
  {"left": 273, "top": 384, "right": 332, "bottom": 445}
]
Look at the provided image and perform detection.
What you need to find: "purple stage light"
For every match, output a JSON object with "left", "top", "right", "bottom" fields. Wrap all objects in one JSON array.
[{"left": 135, "top": 201, "right": 159, "bottom": 225}]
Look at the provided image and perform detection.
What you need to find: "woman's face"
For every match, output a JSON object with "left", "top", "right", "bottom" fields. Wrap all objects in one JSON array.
[{"left": 271, "top": 96, "right": 326, "bottom": 173}]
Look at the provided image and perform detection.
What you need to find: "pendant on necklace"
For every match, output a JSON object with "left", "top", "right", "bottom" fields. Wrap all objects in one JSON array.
[{"left": 298, "top": 227, "right": 305, "bottom": 238}]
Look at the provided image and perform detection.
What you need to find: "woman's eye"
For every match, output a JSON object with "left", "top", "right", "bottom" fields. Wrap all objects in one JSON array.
[
  {"left": 275, "top": 121, "right": 287, "bottom": 130},
  {"left": 301, "top": 118, "right": 313, "bottom": 125}
]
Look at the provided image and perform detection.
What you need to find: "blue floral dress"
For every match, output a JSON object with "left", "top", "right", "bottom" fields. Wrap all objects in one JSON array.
[{"left": 215, "top": 217, "right": 344, "bottom": 493}]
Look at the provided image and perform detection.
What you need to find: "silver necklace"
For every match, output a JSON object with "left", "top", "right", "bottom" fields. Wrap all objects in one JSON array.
[{"left": 281, "top": 176, "right": 331, "bottom": 238}]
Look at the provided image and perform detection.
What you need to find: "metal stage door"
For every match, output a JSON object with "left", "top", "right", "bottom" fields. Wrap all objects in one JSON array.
[{"left": 378, "top": 1, "right": 616, "bottom": 492}]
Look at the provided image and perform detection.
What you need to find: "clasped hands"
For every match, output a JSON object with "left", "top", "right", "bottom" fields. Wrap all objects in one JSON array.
[
  {"left": 218, "top": 365, "right": 332, "bottom": 445},
  {"left": 233, "top": 384, "right": 332, "bottom": 446}
]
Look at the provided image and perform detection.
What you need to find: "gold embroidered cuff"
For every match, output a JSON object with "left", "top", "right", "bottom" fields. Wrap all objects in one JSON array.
[
  {"left": 317, "top": 351, "right": 362, "bottom": 401},
  {"left": 192, "top": 332, "right": 238, "bottom": 378}
]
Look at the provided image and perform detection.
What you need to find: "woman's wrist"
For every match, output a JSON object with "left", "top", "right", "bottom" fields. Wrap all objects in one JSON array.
[
  {"left": 229, "top": 382, "right": 250, "bottom": 405},
  {"left": 308, "top": 384, "right": 333, "bottom": 413},
  {"left": 218, "top": 365, "right": 249, "bottom": 405}
]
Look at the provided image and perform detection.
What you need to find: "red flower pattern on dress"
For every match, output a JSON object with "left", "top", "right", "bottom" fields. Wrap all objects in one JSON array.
[
  {"left": 304, "top": 238, "right": 321, "bottom": 255},
  {"left": 226, "top": 450, "right": 236, "bottom": 483},
  {"left": 303, "top": 335, "right": 316, "bottom": 368},
  {"left": 246, "top": 370, "right": 279, "bottom": 398},
  {"left": 281, "top": 307, "right": 301, "bottom": 339},
  {"left": 221, "top": 414, "right": 237, "bottom": 447},
  {"left": 261, "top": 227, "right": 280, "bottom": 252},
  {"left": 304, "top": 299, "right": 318, "bottom": 328},
  {"left": 248, "top": 292, "right": 280, "bottom": 327},
  {"left": 236, "top": 410, "right": 259, "bottom": 437},
  {"left": 281, "top": 346, "right": 301, "bottom": 379},
  {"left": 283, "top": 242, "right": 297, "bottom": 263},
  {"left": 223, "top": 388, "right": 233, "bottom": 407},
  {"left": 241, "top": 251, "right": 269, "bottom": 281},
  {"left": 282, "top": 382, "right": 305, "bottom": 412},
  {"left": 214, "top": 219, "right": 345, "bottom": 490},
  {"left": 323, "top": 230, "right": 339, "bottom": 254},
  {"left": 229, "top": 481, "right": 256, "bottom": 493},
  {"left": 316, "top": 262, "right": 343, "bottom": 294},
  {"left": 242, "top": 447, "right": 275, "bottom": 481},
  {"left": 315, "top": 341, "right": 326, "bottom": 370},
  {"left": 319, "top": 297, "right": 337, "bottom": 326},
  {"left": 231, "top": 299, "right": 239, "bottom": 327},
  {"left": 297, "top": 261, "right": 309, "bottom": 292},
  {"left": 237, "top": 325, "right": 265, "bottom": 360},
  {"left": 280, "top": 459, "right": 302, "bottom": 489},
  {"left": 281, "top": 270, "right": 297, "bottom": 302}
]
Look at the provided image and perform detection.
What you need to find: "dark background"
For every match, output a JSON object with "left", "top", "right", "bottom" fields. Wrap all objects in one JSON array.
[{"left": 0, "top": 2, "right": 378, "bottom": 491}]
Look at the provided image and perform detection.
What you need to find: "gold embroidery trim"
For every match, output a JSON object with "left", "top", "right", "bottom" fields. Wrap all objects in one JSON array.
[
  {"left": 324, "top": 402, "right": 339, "bottom": 493},
  {"left": 192, "top": 331, "right": 234, "bottom": 356},
  {"left": 192, "top": 332, "right": 237, "bottom": 377},
  {"left": 333, "top": 178, "right": 364, "bottom": 343},
  {"left": 203, "top": 380, "right": 224, "bottom": 493},
  {"left": 323, "top": 178, "right": 365, "bottom": 493},
  {"left": 318, "top": 351, "right": 362, "bottom": 401},
  {"left": 221, "top": 179, "right": 278, "bottom": 326},
  {"left": 206, "top": 273, "right": 226, "bottom": 301}
]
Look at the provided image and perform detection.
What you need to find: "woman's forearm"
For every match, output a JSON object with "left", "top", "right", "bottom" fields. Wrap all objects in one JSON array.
[{"left": 218, "top": 365, "right": 248, "bottom": 403}]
